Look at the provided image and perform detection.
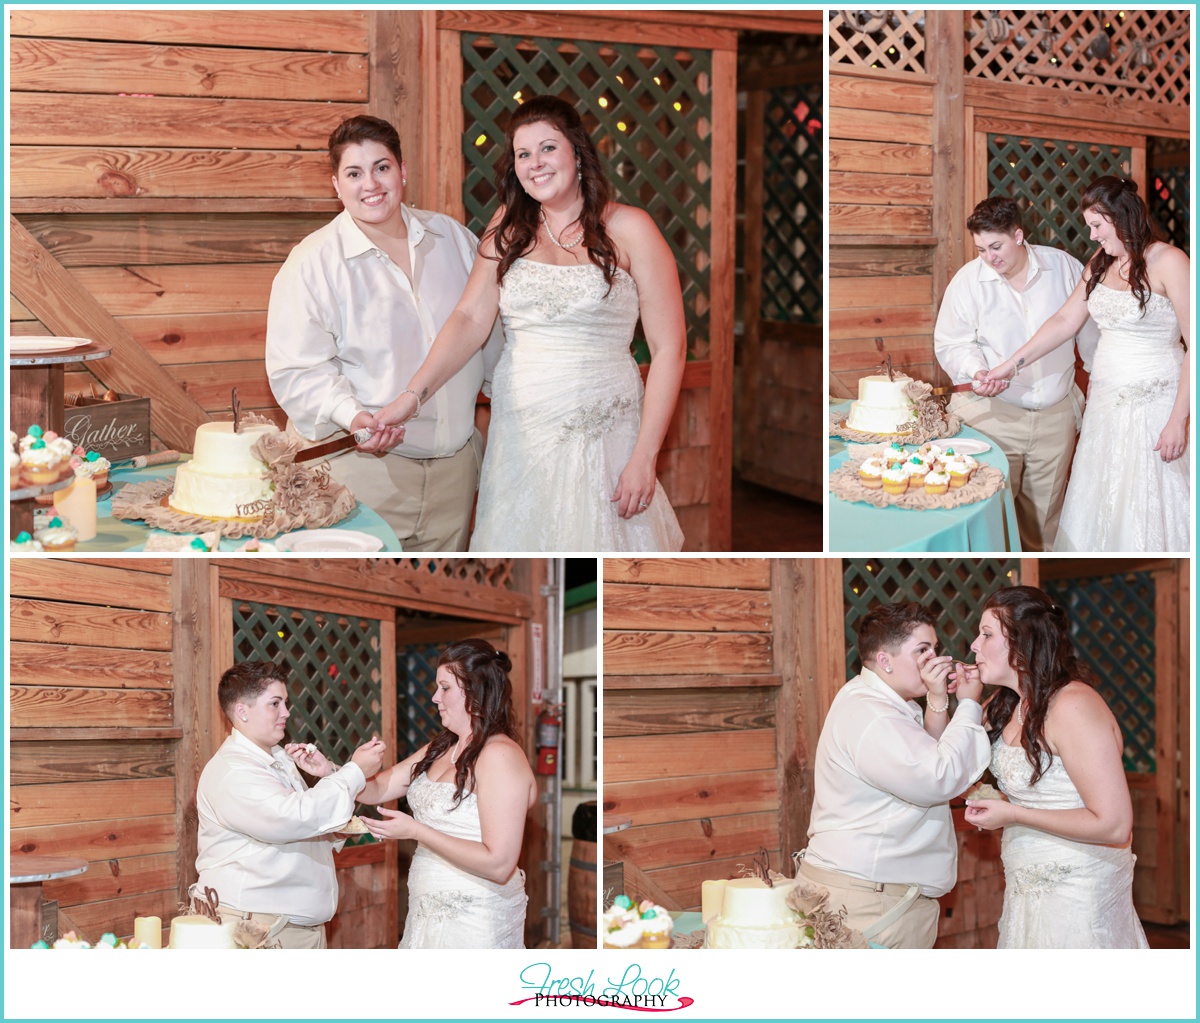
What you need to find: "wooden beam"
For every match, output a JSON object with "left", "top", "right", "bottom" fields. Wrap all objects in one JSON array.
[
  {"left": 8, "top": 216, "right": 209, "bottom": 452},
  {"left": 602, "top": 673, "right": 781, "bottom": 691},
  {"left": 772, "top": 559, "right": 808, "bottom": 872},
  {"left": 173, "top": 559, "right": 216, "bottom": 906}
]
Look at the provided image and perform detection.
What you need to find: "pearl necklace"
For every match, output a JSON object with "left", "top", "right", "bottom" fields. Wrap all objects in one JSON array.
[
  {"left": 449, "top": 737, "right": 463, "bottom": 765},
  {"left": 540, "top": 208, "right": 584, "bottom": 250}
]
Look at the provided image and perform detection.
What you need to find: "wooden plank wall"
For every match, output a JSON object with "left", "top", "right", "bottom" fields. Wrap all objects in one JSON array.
[
  {"left": 10, "top": 558, "right": 182, "bottom": 941},
  {"left": 9, "top": 9, "right": 370, "bottom": 428},
  {"left": 602, "top": 558, "right": 784, "bottom": 910}
]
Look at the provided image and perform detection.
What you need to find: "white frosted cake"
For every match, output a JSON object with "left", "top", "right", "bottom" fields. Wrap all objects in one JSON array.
[
  {"left": 167, "top": 914, "right": 236, "bottom": 949},
  {"left": 169, "top": 422, "right": 278, "bottom": 520},
  {"left": 701, "top": 877, "right": 803, "bottom": 949},
  {"left": 846, "top": 373, "right": 917, "bottom": 434}
]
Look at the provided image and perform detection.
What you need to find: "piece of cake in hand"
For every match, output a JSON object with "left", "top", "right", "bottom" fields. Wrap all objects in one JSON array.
[
  {"left": 636, "top": 900, "right": 673, "bottom": 948},
  {"left": 602, "top": 895, "right": 643, "bottom": 949}
]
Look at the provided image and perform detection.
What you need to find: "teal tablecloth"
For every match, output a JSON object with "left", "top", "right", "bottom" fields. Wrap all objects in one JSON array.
[
  {"left": 829, "top": 403, "right": 1021, "bottom": 553},
  {"left": 78, "top": 459, "right": 402, "bottom": 552}
]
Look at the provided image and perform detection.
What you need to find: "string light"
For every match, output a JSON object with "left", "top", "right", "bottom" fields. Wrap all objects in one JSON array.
[
  {"left": 617, "top": 121, "right": 627, "bottom": 131},
  {"left": 474, "top": 134, "right": 487, "bottom": 147},
  {"left": 599, "top": 96, "right": 609, "bottom": 108}
]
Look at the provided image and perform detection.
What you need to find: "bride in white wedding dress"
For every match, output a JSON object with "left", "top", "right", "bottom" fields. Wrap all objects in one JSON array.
[
  {"left": 359, "top": 640, "right": 535, "bottom": 948},
  {"left": 964, "top": 586, "right": 1148, "bottom": 948},
  {"left": 984, "top": 176, "right": 1191, "bottom": 552},
  {"left": 373, "top": 95, "right": 684, "bottom": 552}
]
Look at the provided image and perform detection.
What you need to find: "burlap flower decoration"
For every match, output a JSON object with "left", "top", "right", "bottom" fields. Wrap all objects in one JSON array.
[{"left": 785, "top": 877, "right": 870, "bottom": 949}]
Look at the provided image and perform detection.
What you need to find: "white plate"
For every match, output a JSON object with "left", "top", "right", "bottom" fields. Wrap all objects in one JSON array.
[
  {"left": 10, "top": 336, "right": 92, "bottom": 355},
  {"left": 942, "top": 438, "right": 991, "bottom": 455},
  {"left": 274, "top": 529, "right": 384, "bottom": 553}
]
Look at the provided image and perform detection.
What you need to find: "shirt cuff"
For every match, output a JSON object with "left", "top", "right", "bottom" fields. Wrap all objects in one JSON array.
[
  {"left": 954, "top": 698, "right": 984, "bottom": 723},
  {"left": 336, "top": 760, "right": 367, "bottom": 791},
  {"left": 329, "top": 396, "right": 365, "bottom": 434}
]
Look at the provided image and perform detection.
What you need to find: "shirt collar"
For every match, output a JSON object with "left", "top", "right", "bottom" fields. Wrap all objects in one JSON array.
[
  {"left": 859, "top": 665, "right": 923, "bottom": 722},
  {"left": 975, "top": 240, "right": 1042, "bottom": 285},
  {"left": 229, "top": 725, "right": 282, "bottom": 768},
  {"left": 335, "top": 204, "right": 444, "bottom": 259}
]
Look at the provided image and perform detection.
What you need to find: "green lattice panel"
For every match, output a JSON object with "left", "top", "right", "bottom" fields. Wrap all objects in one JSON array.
[
  {"left": 1043, "top": 573, "right": 1156, "bottom": 773},
  {"left": 843, "top": 559, "right": 1022, "bottom": 673},
  {"left": 233, "top": 600, "right": 382, "bottom": 845},
  {"left": 400, "top": 643, "right": 444, "bottom": 754},
  {"left": 1149, "top": 166, "right": 1190, "bottom": 254},
  {"left": 986, "top": 134, "right": 1131, "bottom": 264},
  {"left": 761, "top": 85, "right": 822, "bottom": 324},
  {"left": 462, "top": 33, "right": 713, "bottom": 358}
]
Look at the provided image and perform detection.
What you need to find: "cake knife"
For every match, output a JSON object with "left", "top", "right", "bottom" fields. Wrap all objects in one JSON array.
[
  {"left": 927, "top": 382, "right": 978, "bottom": 396},
  {"left": 293, "top": 428, "right": 373, "bottom": 463}
]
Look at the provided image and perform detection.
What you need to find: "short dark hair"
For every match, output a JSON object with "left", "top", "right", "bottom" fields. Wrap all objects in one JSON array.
[
  {"left": 217, "top": 661, "right": 288, "bottom": 719},
  {"left": 328, "top": 115, "right": 403, "bottom": 174},
  {"left": 857, "top": 601, "right": 938, "bottom": 664},
  {"left": 966, "top": 196, "right": 1023, "bottom": 237}
]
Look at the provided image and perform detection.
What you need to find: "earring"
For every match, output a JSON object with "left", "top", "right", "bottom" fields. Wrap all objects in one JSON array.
[{"left": 884, "top": 665, "right": 893, "bottom": 674}]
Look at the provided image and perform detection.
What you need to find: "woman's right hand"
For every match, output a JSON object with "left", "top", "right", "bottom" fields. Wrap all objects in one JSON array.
[
  {"left": 981, "top": 359, "right": 1017, "bottom": 392},
  {"left": 350, "top": 411, "right": 405, "bottom": 453},
  {"left": 372, "top": 390, "right": 420, "bottom": 430},
  {"left": 916, "top": 649, "right": 954, "bottom": 700}
]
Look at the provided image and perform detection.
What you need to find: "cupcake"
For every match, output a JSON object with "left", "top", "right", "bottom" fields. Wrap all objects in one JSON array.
[
  {"left": 924, "top": 469, "right": 951, "bottom": 496},
  {"left": 882, "top": 466, "right": 908, "bottom": 496},
  {"left": 884, "top": 441, "right": 908, "bottom": 468},
  {"left": 8, "top": 446, "right": 20, "bottom": 487},
  {"left": 10, "top": 531, "right": 44, "bottom": 553},
  {"left": 236, "top": 538, "right": 278, "bottom": 553},
  {"left": 903, "top": 456, "right": 929, "bottom": 490},
  {"left": 944, "top": 456, "right": 974, "bottom": 488},
  {"left": 72, "top": 448, "right": 112, "bottom": 488},
  {"left": 602, "top": 895, "right": 643, "bottom": 949},
  {"left": 20, "top": 437, "right": 68, "bottom": 484},
  {"left": 637, "top": 900, "right": 673, "bottom": 949},
  {"left": 35, "top": 516, "right": 79, "bottom": 552},
  {"left": 857, "top": 456, "right": 884, "bottom": 489}
]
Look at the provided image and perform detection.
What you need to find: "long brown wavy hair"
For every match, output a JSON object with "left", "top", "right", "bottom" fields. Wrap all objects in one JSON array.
[
  {"left": 1081, "top": 175, "right": 1163, "bottom": 314},
  {"left": 408, "top": 639, "right": 520, "bottom": 805},
  {"left": 981, "top": 586, "right": 1097, "bottom": 785},
  {"left": 489, "top": 95, "right": 620, "bottom": 289}
]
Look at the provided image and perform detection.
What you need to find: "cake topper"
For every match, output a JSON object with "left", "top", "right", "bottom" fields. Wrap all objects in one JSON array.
[
  {"left": 874, "top": 337, "right": 894, "bottom": 381},
  {"left": 736, "top": 846, "right": 774, "bottom": 887},
  {"left": 232, "top": 386, "right": 242, "bottom": 434}
]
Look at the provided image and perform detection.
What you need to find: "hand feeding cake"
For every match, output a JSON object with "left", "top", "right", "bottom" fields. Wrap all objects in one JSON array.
[
  {"left": 701, "top": 877, "right": 803, "bottom": 949},
  {"left": 167, "top": 914, "right": 236, "bottom": 949},
  {"left": 846, "top": 373, "right": 918, "bottom": 435},
  {"left": 169, "top": 422, "right": 279, "bottom": 520}
]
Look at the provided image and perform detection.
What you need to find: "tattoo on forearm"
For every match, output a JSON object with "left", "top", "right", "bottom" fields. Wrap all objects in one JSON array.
[
  {"left": 420, "top": 387, "right": 429, "bottom": 399},
  {"left": 1015, "top": 357, "right": 1025, "bottom": 369}
]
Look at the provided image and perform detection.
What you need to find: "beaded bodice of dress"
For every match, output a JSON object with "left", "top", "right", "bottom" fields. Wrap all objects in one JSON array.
[
  {"left": 497, "top": 259, "right": 640, "bottom": 360},
  {"left": 1087, "top": 283, "right": 1181, "bottom": 354},
  {"left": 406, "top": 772, "right": 480, "bottom": 842},
  {"left": 992, "top": 739, "right": 1085, "bottom": 811}
]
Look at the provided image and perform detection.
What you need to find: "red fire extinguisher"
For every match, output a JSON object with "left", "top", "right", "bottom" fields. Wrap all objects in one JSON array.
[{"left": 536, "top": 703, "right": 562, "bottom": 776}]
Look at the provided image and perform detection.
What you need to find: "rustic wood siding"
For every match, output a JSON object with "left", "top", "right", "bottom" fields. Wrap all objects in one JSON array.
[
  {"left": 602, "top": 557, "right": 782, "bottom": 909},
  {"left": 9, "top": 10, "right": 368, "bottom": 428}
]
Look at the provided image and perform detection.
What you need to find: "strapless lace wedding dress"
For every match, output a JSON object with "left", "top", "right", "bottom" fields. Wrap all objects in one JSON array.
[
  {"left": 991, "top": 739, "right": 1148, "bottom": 948},
  {"left": 398, "top": 772, "right": 527, "bottom": 948},
  {"left": 1055, "top": 283, "right": 1189, "bottom": 552},
  {"left": 469, "top": 259, "right": 684, "bottom": 552}
]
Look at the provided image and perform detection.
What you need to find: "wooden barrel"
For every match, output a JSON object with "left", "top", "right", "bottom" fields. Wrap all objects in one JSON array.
[{"left": 567, "top": 837, "right": 598, "bottom": 948}]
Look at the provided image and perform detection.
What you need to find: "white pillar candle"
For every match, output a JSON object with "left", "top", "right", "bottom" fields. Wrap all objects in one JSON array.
[
  {"left": 133, "top": 915, "right": 162, "bottom": 949},
  {"left": 53, "top": 477, "right": 97, "bottom": 541}
]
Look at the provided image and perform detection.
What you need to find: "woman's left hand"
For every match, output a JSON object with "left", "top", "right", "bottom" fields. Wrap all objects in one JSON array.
[
  {"left": 964, "top": 798, "right": 1015, "bottom": 831},
  {"left": 285, "top": 743, "right": 334, "bottom": 778},
  {"left": 361, "top": 806, "right": 418, "bottom": 842},
  {"left": 1153, "top": 415, "right": 1189, "bottom": 463},
  {"left": 612, "top": 452, "right": 657, "bottom": 519}
]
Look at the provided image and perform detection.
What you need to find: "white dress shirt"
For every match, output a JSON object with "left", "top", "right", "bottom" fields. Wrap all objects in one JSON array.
[
  {"left": 805, "top": 667, "right": 991, "bottom": 897},
  {"left": 934, "top": 243, "right": 1100, "bottom": 410},
  {"left": 195, "top": 729, "right": 365, "bottom": 925},
  {"left": 265, "top": 206, "right": 504, "bottom": 457}
]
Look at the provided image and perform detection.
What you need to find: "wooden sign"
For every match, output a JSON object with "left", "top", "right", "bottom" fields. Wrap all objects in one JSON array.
[{"left": 62, "top": 393, "right": 151, "bottom": 460}]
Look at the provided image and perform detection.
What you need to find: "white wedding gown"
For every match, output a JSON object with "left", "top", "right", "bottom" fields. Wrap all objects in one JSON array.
[
  {"left": 398, "top": 772, "right": 527, "bottom": 949},
  {"left": 469, "top": 259, "right": 684, "bottom": 553},
  {"left": 991, "top": 739, "right": 1148, "bottom": 948},
  {"left": 1054, "top": 283, "right": 1189, "bottom": 552}
]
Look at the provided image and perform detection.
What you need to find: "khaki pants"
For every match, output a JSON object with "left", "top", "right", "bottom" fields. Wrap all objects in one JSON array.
[
  {"left": 216, "top": 904, "right": 327, "bottom": 949},
  {"left": 326, "top": 430, "right": 483, "bottom": 551},
  {"left": 948, "top": 388, "right": 1082, "bottom": 552},
  {"left": 797, "top": 860, "right": 939, "bottom": 949}
]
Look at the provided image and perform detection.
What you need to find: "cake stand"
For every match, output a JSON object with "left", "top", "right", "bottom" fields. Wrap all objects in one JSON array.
[
  {"left": 9, "top": 340, "right": 112, "bottom": 437},
  {"left": 9, "top": 855, "right": 89, "bottom": 948},
  {"left": 9, "top": 474, "right": 75, "bottom": 539}
]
